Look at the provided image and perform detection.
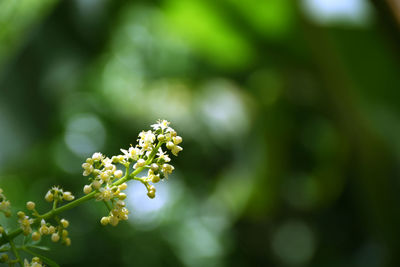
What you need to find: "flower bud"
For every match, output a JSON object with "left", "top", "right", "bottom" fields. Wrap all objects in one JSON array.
[
  {"left": 51, "top": 233, "right": 60, "bottom": 242},
  {"left": 173, "top": 136, "right": 182, "bottom": 145},
  {"left": 109, "top": 216, "right": 119, "bottom": 226},
  {"left": 157, "top": 134, "right": 166, "bottom": 142},
  {"left": 92, "top": 152, "right": 102, "bottom": 161},
  {"left": 61, "top": 219, "right": 69, "bottom": 228},
  {"left": 147, "top": 190, "right": 156, "bottom": 199},
  {"left": 62, "top": 229, "right": 68, "bottom": 238},
  {"left": 118, "top": 193, "right": 127, "bottom": 200},
  {"left": 48, "top": 225, "right": 56, "bottom": 234},
  {"left": 147, "top": 186, "right": 156, "bottom": 199},
  {"left": 32, "top": 257, "right": 41, "bottom": 263},
  {"left": 83, "top": 185, "right": 92, "bottom": 194},
  {"left": 136, "top": 159, "right": 146, "bottom": 167},
  {"left": 114, "top": 170, "right": 123, "bottom": 178},
  {"left": 26, "top": 201, "right": 35, "bottom": 211},
  {"left": 45, "top": 191, "right": 54, "bottom": 202},
  {"left": 100, "top": 217, "right": 109, "bottom": 226},
  {"left": 150, "top": 163, "right": 159, "bottom": 171},
  {"left": 32, "top": 231, "right": 41, "bottom": 241},
  {"left": 92, "top": 180, "right": 101, "bottom": 189},
  {"left": 152, "top": 175, "right": 160, "bottom": 183},
  {"left": 118, "top": 183, "right": 128, "bottom": 191},
  {"left": 166, "top": 141, "right": 174, "bottom": 150},
  {"left": 63, "top": 192, "right": 75, "bottom": 201},
  {"left": 100, "top": 171, "right": 110, "bottom": 181},
  {"left": 64, "top": 237, "right": 71, "bottom": 246},
  {"left": 40, "top": 225, "right": 49, "bottom": 235}
]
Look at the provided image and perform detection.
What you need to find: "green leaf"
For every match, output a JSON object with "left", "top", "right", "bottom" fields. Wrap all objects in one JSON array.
[{"left": 27, "top": 245, "right": 50, "bottom": 251}]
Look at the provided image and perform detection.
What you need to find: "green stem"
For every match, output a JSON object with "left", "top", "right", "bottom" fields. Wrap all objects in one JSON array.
[
  {"left": 0, "top": 141, "right": 164, "bottom": 247},
  {"left": 0, "top": 191, "right": 97, "bottom": 246},
  {"left": 9, "top": 240, "right": 22, "bottom": 267}
]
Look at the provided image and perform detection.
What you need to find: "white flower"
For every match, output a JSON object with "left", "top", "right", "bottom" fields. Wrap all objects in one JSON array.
[
  {"left": 63, "top": 191, "right": 75, "bottom": 201},
  {"left": 82, "top": 162, "right": 93, "bottom": 176},
  {"left": 92, "top": 152, "right": 103, "bottom": 161},
  {"left": 157, "top": 148, "right": 171, "bottom": 162},
  {"left": 171, "top": 145, "right": 183, "bottom": 156},
  {"left": 114, "top": 170, "right": 123, "bottom": 178},
  {"left": 96, "top": 186, "right": 113, "bottom": 201},
  {"left": 138, "top": 130, "right": 156, "bottom": 151},
  {"left": 162, "top": 164, "right": 175, "bottom": 178},
  {"left": 151, "top": 119, "right": 170, "bottom": 130},
  {"left": 83, "top": 185, "right": 92, "bottom": 194},
  {"left": 173, "top": 136, "right": 182, "bottom": 145},
  {"left": 120, "top": 146, "right": 140, "bottom": 161}
]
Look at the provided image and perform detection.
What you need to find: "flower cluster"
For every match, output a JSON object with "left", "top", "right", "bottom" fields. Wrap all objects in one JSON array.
[
  {"left": 44, "top": 186, "right": 75, "bottom": 203},
  {"left": 24, "top": 257, "right": 43, "bottom": 267},
  {"left": 0, "top": 188, "right": 11, "bottom": 217},
  {"left": 17, "top": 211, "right": 34, "bottom": 235},
  {"left": 30, "top": 217, "right": 71, "bottom": 246},
  {"left": 81, "top": 119, "right": 183, "bottom": 226},
  {"left": 17, "top": 186, "right": 75, "bottom": 245},
  {"left": 0, "top": 120, "right": 183, "bottom": 265}
]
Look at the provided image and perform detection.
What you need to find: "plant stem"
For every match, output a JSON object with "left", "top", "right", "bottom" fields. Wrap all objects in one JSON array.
[
  {"left": 9, "top": 239, "right": 23, "bottom": 267},
  {"left": 0, "top": 141, "right": 164, "bottom": 247}
]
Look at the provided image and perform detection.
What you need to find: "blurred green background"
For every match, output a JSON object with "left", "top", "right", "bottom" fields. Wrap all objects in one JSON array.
[{"left": 1, "top": 0, "right": 400, "bottom": 266}]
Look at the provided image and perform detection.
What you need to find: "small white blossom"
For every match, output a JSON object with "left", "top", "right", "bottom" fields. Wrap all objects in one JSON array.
[
  {"left": 157, "top": 148, "right": 171, "bottom": 162},
  {"left": 92, "top": 152, "right": 103, "bottom": 162},
  {"left": 82, "top": 162, "right": 93, "bottom": 176},
  {"left": 151, "top": 119, "right": 170, "bottom": 130}
]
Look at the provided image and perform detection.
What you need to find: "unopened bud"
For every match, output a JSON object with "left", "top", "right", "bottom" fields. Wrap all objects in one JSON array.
[
  {"left": 114, "top": 170, "right": 123, "bottom": 178},
  {"left": 26, "top": 201, "right": 35, "bottom": 211}
]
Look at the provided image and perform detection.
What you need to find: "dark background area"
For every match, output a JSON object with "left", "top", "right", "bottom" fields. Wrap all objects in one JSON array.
[{"left": 1, "top": 0, "right": 400, "bottom": 266}]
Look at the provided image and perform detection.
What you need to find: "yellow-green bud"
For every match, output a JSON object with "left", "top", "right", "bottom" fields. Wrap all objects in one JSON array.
[
  {"left": 109, "top": 216, "right": 119, "bottom": 226},
  {"left": 51, "top": 233, "right": 60, "bottom": 242},
  {"left": 118, "top": 183, "right": 128, "bottom": 191},
  {"left": 45, "top": 191, "right": 54, "bottom": 202},
  {"left": 83, "top": 185, "right": 92, "bottom": 194},
  {"left": 166, "top": 141, "right": 174, "bottom": 150},
  {"left": 17, "top": 211, "right": 25, "bottom": 218},
  {"left": 61, "top": 219, "right": 69, "bottom": 228},
  {"left": 147, "top": 188, "right": 156, "bottom": 199},
  {"left": 100, "top": 171, "right": 110, "bottom": 181},
  {"left": 40, "top": 225, "right": 49, "bottom": 235},
  {"left": 26, "top": 201, "right": 35, "bottom": 211},
  {"left": 157, "top": 134, "right": 166, "bottom": 142},
  {"left": 136, "top": 159, "right": 146, "bottom": 167},
  {"left": 118, "top": 193, "right": 127, "bottom": 200},
  {"left": 150, "top": 163, "right": 159, "bottom": 171},
  {"left": 65, "top": 237, "right": 71, "bottom": 246},
  {"left": 92, "top": 180, "right": 101, "bottom": 189},
  {"left": 48, "top": 225, "right": 56, "bottom": 234},
  {"left": 173, "top": 136, "right": 182, "bottom": 145},
  {"left": 152, "top": 175, "right": 160, "bottom": 183},
  {"left": 32, "top": 231, "right": 41, "bottom": 241},
  {"left": 63, "top": 191, "right": 75, "bottom": 201},
  {"left": 114, "top": 170, "right": 123, "bottom": 178},
  {"left": 62, "top": 229, "right": 68, "bottom": 238},
  {"left": 100, "top": 217, "right": 109, "bottom": 226}
]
